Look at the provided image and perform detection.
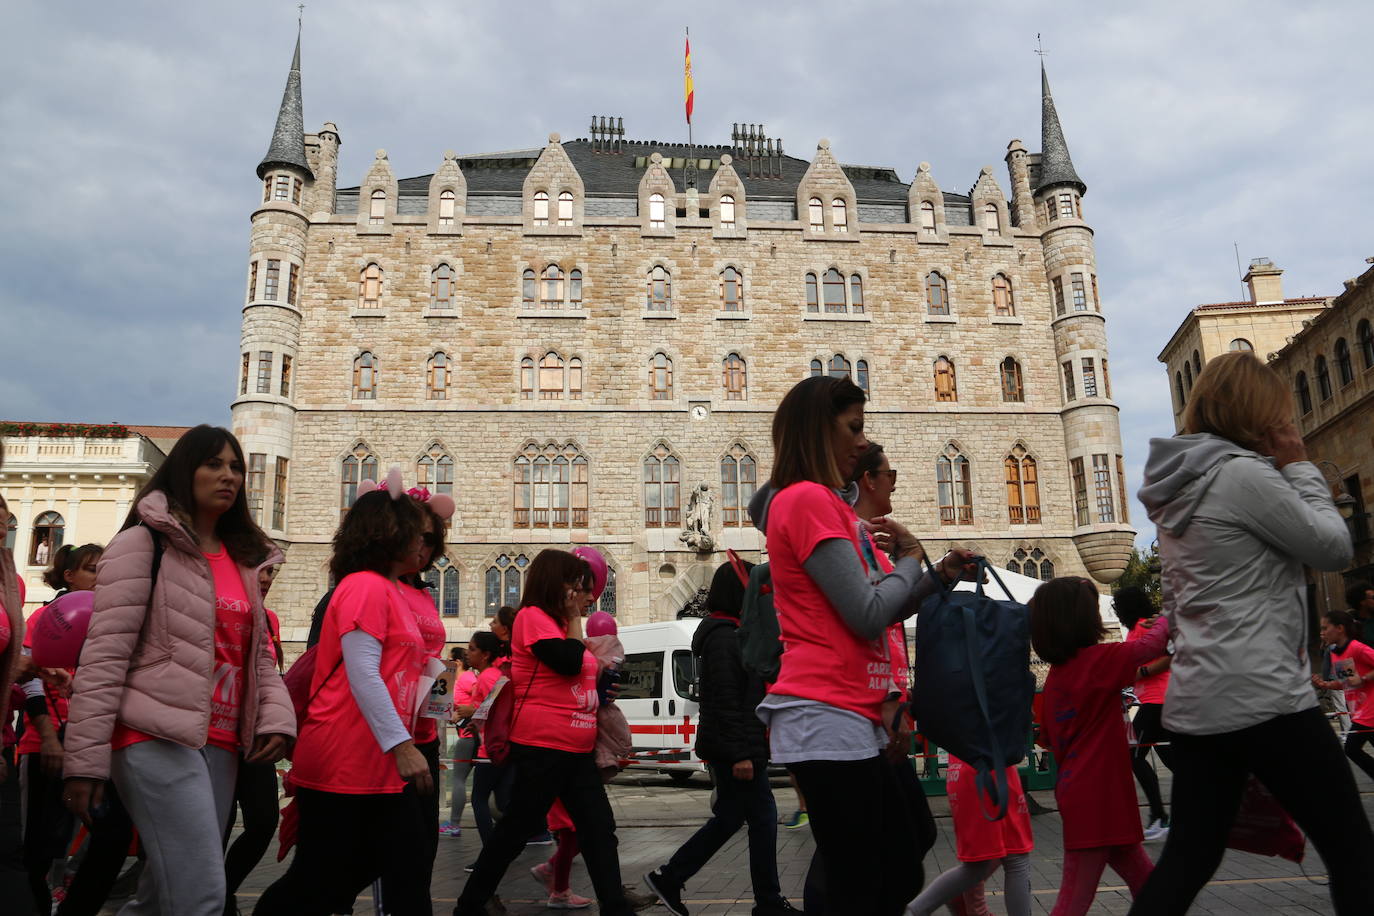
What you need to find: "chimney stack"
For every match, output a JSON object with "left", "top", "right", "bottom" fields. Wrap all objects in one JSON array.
[{"left": 1243, "top": 257, "right": 1284, "bottom": 304}]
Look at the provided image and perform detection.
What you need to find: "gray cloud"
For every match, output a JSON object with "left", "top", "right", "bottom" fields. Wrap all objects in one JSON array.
[{"left": 4, "top": 0, "right": 1371, "bottom": 548}]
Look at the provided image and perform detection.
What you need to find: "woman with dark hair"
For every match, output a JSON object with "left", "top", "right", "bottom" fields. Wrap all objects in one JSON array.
[
  {"left": 1312, "top": 610, "right": 1374, "bottom": 783},
  {"left": 457, "top": 629, "right": 510, "bottom": 870},
  {"left": 1111, "top": 586, "right": 1173, "bottom": 843},
  {"left": 1133, "top": 352, "right": 1374, "bottom": 914},
  {"left": 491, "top": 605, "right": 516, "bottom": 644},
  {"left": 255, "top": 485, "right": 436, "bottom": 915},
  {"left": 454, "top": 549, "right": 633, "bottom": 916},
  {"left": 750, "top": 378, "right": 972, "bottom": 915},
  {"left": 61, "top": 425, "right": 295, "bottom": 916}
]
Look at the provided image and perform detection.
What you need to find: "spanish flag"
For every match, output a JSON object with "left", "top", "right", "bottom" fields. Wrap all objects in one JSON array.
[{"left": 684, "top": 33, "right": 694, "bottom": 125}]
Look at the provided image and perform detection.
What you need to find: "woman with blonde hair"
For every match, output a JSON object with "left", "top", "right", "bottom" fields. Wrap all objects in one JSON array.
[{"left": 1132, "top": 351, "right": 1374, "bottom": 913}]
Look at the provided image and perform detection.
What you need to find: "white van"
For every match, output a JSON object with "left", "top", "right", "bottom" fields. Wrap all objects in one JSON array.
[{"left": 615, "top": 619, "right": 706, "bottom": 781}]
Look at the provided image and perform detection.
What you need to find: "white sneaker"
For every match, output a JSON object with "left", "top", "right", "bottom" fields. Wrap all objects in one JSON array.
[{"left": 1143, "top": 818, "right": 1170, "bottom": 841}]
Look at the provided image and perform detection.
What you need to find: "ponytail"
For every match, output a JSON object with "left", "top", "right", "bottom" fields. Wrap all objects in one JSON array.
[{"left": 42, "top": 543, "right": 103, "bottom": 590}]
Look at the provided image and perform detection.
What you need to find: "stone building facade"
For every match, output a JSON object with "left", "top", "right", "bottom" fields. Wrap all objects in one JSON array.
[{"left": 234, "top": 40, "right": 1136, "bottom": 644}]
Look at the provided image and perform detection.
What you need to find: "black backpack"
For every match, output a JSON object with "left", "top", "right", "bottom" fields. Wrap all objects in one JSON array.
[{"left": 733, "top": 552, "right": 781, "bottom": 683}]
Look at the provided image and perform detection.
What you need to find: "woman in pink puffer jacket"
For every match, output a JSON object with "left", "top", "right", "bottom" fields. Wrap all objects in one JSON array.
[{"left": 62, "top": 425, "right": 296, "bottom": 916}]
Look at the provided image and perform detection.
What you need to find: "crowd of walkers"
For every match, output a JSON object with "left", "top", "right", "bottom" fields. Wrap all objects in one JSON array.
[{"left": 1, "top": 349, "right": 1373, "bottom": 915}]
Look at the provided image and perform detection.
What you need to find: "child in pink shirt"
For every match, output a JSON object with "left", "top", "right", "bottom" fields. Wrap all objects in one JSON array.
[{"left": 1314, "top": 610, "right": 1374, "bottom": 783}]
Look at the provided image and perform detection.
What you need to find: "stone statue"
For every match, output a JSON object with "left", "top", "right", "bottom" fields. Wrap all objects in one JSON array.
[{"left": 679, "top": 482, "right": 715, "bottom": 552}]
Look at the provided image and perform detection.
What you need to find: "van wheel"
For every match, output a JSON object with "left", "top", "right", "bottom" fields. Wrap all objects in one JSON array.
[{"left": 668, "top": 770, "right": 694, "bottom": 785}]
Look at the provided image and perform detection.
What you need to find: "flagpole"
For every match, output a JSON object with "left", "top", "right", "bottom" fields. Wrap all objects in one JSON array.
[{"left": 685, "top": 26, "right": 696, "bottom": 189}]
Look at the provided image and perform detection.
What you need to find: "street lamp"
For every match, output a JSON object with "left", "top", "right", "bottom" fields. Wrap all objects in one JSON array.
[{"left": 1314, "top": 460, "right": 1357, "bottom": 519}]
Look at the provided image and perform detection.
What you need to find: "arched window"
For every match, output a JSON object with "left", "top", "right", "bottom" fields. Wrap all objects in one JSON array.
[
  {"left": 520, "top": 357, "right": 534, "bottom": 399},
  {"left": 983, "top": 203, "right": 1000, "bottom": 234},
  {"left": 850, "top": 275, "right": 864, "bottom": 314},
  {"left": 340, "top": 443, "right": 378, "bottom": 518},
  {"left": 1175, "top": 371, "right": 1185, "bottom": 409},
  {"left": 934, "top": 356, "right": 957, "bottom": 402},
  {"left": 1229, "top": 338, "right": 1253, "bottom": 352},
  {"left": 597, "top": 566, "right": 617, "bottom": 616},
  {"left": 831, "top": 198, "right": 848, "bottom": 233},
  {"left": 1008, "top": 548, "right": 1054, "bottom": 581},
  {"left": 823, "top": 268, "right": 846, "bottom": 313},
  {"left": 353, "top": 352, "right": 377, "bottom": 400},
  {"left": 568, "top": 357, "right": 583, "bottom": 399},
  {"left": 1000, "top": 357, "right": 1024, "bottom": 402},
  {"left": 541, "top": 264, "right": 564, "bottom": 307},
  {"left": 1315, "top": 355, "right": 1333, "bottom": 401},
  {"left": 430, "top": 263, "right": 454, "bottom": 309},
  {"left": 927, "top": 271, "right": 950, "bottom": 316},
  {"left": 1359, "top": 319, "right": 1374, "bottom": 369},
  {"left": 513, "top": 443, "right": 588, "bottom": 529},
  {"left": 1005, "top": 446, "right": 1040, "bottom": 524},
  {"left": 417, "top": 442, "right": 454, "bottom": 497},
  {"left": 557, "top": 191, "right": 573, "bottom": 226},
  {"left": 720, "top": 443, "right": 757, "bottom": 527},
  {"left": 438, "top": 189, "right": 456, "bottom": 226},
  {"left": 1295, "top": 371, "right": 1312, "bottom": 415},
  {"left": 723, "top": 353, "right": 747, "bottom": 400},
  {"left": 532, "top": 190, "right": 549, "bottom": 226},
  {"left": 828, "top": 353, "right": 852, "bottom": 379},
  {"left": 359, "top": 263, "right": 382, "bottom": 308},
  {"left": 1192, "top": 350, "right": 1202, "bottom": 374},
  {"left": 1335, "top": 338, "right": 1354, "bottom": 387},
  {"left": 650, "top": 352, "right": 673, "bottom": 400},
  {"left": 643, "top": 443, "right": 681, "bottom": 527},
  {"left": 719, "top": 194, "right": 736, "bottom": 228},
  {"left": 647, "top": 266, "right": 672, "bottom": 311},
  {"left": 485, "top": 553, "right": 530, "bottom": 615},
  {"left": 538, "top": 351, "right": 565, "bottom": 400},
  {"left": 1184, "top": 361, "right": 1193, "bottom": 391},
  {"left": 368, "top": 189, "right": 386, "bottom": 225},
  {"left": 808, "top": 197, "right": 824, "bottom": 229},
  {"left": 809, "top": 359, "right": 823, "bottom": 376},
  {"left": 992, "top": 274, "right": 1015, "bottom": 317},
  {"left": 433, "top": 564, "right": 459, "bottom": 617},
  {"left": 568, "top": 269, "right": 582, "bottom": 309},
  {"left": 919, "top": 200, "right": 936, "bottom": 235},
  {"left": 721, "top": 266, "right": 743, "bottom": 311},
  {"left": 521, "top": 268, "right": 536, "bottom": 308},
  {"left": 855, "top": 359, "right": 870, "bottom": 395},
  {"left": 29, "top": 511, "right": 64, "bottom": 565},
  {"left": 648, "top": 192, "right": 666, "bottom": 229},
  {"left": 936, "top": 445, "right": 973, "bottom": 525},
  {"left": 804, "top": 272, "right": 819, "bottom": 312},
  {"left": 427, "top": 352, "right": 449, "bottom": 400}
]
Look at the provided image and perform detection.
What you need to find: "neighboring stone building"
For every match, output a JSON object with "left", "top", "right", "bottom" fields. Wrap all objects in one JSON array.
[
  {"left": 1268, "top": 259, "right": 1374, "bottom": 612},
  {"left": 1158, "top": 258, "right": 1328, "bottom": 431},
  {"left": 0, "top": 423, "right": 189, "bottom": 609},
  {"left": 234, "top": 38, "right": 1136, "bottom": 644}
]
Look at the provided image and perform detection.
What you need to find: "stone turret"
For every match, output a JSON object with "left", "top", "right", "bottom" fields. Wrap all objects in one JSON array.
[
  {"left": 233, "top": 32, "right": 312, "bottom": 538},
  {"left": 1034, "top": 65, "right": 1135, "bottom": 583}
]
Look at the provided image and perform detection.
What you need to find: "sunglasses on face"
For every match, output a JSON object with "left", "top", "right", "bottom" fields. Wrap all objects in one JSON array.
[{"left": 422, "top": 532, "right": 443, "bottom": 549}]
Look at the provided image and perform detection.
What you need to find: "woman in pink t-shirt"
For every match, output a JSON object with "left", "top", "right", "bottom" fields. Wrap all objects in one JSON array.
[
  {"left": 1114, "top": 586, "right": 1174, "bottom": 842},
  {"left": 454, "top": 549, "right": 633, "bottom": 916},
  {"left": 1313, "top": 610, "right": 1374, "bottom": 784},
  {"left": 256, "top": 487, "right": 435, "bottom": 916}
]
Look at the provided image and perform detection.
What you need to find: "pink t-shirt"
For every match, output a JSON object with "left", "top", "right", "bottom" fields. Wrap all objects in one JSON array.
[
  {"left": 471, "top": 665, "right": 502, "bottom": 758},
  {"left": 1331, "top": 640, "right": 1374, "bottom": 727},
  {"left": 401, "top": 583, "right": 447, "bottom": 745},
  {"left": 510, "top": 607, "right": 598, "bottom": 754},
  {"left": 767, "top": 482, "right": 889, "bottom": 721},
  {"left": 264, "top": 608, "right": 282, "bottom": 664},
  {"left": 1126, "top": 623, "right": 1170, "bottom": 705},
  {"left": 19, "top": 605, "right": 72, "bottom": 755},
  {"left": 453, "top": 668, "right": 478, "bottom": 739},
  {"left": 1, "top": 578, "right": 20, "bottom": 749},
  {"left": 291, "top": 572, "right": 427, "bottom": 794},
  {"left": 206, "top": 548, "right": 253, "bottom": 751},
  {"left": 947, "top": 757, "right": 1034, "bottom": 862}
]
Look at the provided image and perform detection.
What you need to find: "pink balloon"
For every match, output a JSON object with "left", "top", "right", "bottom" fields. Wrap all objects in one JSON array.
[
  {"left": 585, "top": 611, "right": 618, "bottom": 637},
  {"left": 30, "top": 590, "right": 95, "bottom": 669},
  {"left": 572, "top": 546, "right": 608, "bottom": 601}
]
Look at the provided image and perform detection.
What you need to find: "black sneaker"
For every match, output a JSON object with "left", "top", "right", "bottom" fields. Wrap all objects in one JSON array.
[
  {"left": 643, "top": 869, "right": 688, "bottom": 916},
  {"left": 753, "top": 899, "right": 800, "bottom": 916}
]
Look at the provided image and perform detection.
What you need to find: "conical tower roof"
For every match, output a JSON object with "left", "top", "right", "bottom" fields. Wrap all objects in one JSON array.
[
  {"left": 257, "top": 33, "right": 313, "bottom": 180},
  {"left": 1036, "top": 63, "right": 1084, "bottom": 195}
]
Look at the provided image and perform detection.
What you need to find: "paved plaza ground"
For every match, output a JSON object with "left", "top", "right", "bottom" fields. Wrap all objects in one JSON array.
[{"left": 211, "top": 763, "right": 1374, "bottom": 915}]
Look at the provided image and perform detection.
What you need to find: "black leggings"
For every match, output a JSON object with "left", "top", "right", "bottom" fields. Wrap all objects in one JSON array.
[
  {"left": 379, "top": 738, "right": 441, "bottom": 907},
  {"left": 253, "top": 786, "right": 430, "bottom": 916},
  {"left": 1, "top": 748, "right": 37, "bottom": 916},
  {"left": 21, "top": 753, "right": 72, "bottom": 913},
  {"left": 1129, "top": 703, "right": 1173, "bottom": 823},
  {"left": 223, "top": 759, "right": 280, "bottom": 910},
  {"left": 1129, "top": 706, "right": 1374, "bottom": 915},
  {"left": 1345, "top": 725, "right": 1374, "bottom": 783},
  {"left": 56, "top": 783, "right": 135, "bottom": 916},
  {"left": 790, "top": 755, "right": 920, "bottom": 916}
]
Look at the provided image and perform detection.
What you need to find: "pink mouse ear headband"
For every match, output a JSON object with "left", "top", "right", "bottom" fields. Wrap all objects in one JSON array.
[{"left": 356, "top": 465, "right": 456, "bottom": 520}]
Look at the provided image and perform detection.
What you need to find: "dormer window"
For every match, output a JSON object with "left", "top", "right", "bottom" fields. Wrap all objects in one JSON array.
[
  {"left": 720, "top": 195, "right": 736, "bottom": 229},
  {"left": 438, "top": 190, "right": 456, "bottom": 226},
  {"left": 832, "top": 199, "right": 848, "bottom": 233},
  {"left": 369, "top": 190, "right": 386, "bottom": 225},
  {"left": 649, "top": 193, "right": 666, "bottom": 229},
  {"left": 920, "top": 201, "right": 936, "bottom": 235},
  {"left": 557, "top": 191, "right": 573, "bottom": 226},
  {"left": 983, "top": 204, "right": 1000, "bottom": 234},
  {"left": 808, "top": 197, "right": 823, "bottom": 230},
  {"left": 533, "top": 191, "right": 549, "bottom": 226}
]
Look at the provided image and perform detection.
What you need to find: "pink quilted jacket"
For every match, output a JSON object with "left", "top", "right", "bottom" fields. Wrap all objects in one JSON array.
[{"left": 63, "top": 492, "right": 296, "bottom": 780}]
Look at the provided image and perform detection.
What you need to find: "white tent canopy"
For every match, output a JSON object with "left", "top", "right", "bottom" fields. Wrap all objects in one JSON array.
[{"left": 902, "top": 565, "right": 1121, "bottom": 635}]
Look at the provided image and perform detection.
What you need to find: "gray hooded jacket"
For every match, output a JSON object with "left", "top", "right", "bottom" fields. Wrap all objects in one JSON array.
[{"left": 1138, "top": 433, "right": 1353, "bottom": 735}]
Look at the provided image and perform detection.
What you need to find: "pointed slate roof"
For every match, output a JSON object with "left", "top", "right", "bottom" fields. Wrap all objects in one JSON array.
[
  {"left": 1036, "top": 64, "right": 1084, "bottom": 195},
  {"left": 257, "top": 33, "right": 313, "bottom": 180}
]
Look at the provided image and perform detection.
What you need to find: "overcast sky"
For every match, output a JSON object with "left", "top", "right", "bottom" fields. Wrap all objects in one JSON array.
[{"left": 3, "top": 0, "right": 1372, "bottom": 547}]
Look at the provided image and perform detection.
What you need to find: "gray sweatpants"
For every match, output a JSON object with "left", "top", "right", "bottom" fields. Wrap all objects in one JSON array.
[
  {"left": 449, "top": 735, "right": 477, "bottom": 825},
  {"left": 111, "top": 740, "right": 238, "bottom": 916}
]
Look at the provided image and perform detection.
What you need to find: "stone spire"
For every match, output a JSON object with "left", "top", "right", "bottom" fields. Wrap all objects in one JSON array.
[
  {"left": 1036, "top": 63, "right": 1084, "bottom": 195},
  {"left": 257, "top": 30, "right": 313, "bottom": 180}
]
